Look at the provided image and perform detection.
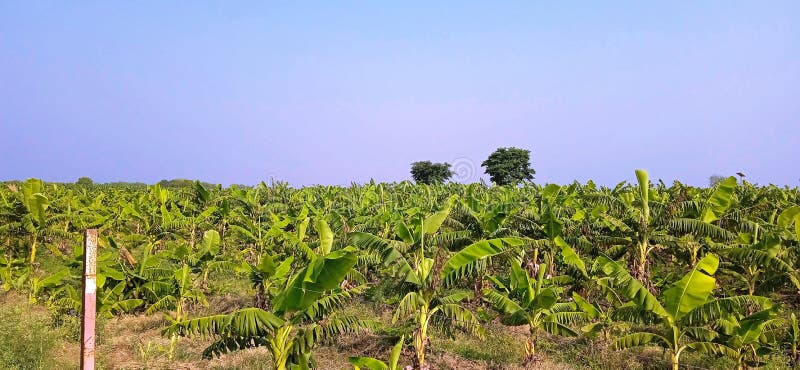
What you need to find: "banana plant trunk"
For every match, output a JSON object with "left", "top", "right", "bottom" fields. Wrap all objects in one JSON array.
[
  {"left": 189, "top": 223, "right": 196, "bottom": 250},
  {"left": 29, "top": 236, "right": 37, "bottom": 264},
  {"left": 526, "top": 247, "right": 539, "bottom": 277},
  {"left": 414, "top": 306, "right": 429, "bottom": 369},
  {"left": 472, "top": 276, "right": 483, "bottom": 303},
  {"left": 633, "top": 241, "right": 649, "bottom": 286},
  {"left": 269, "top": 324, "right": 295, "bottom": 370},
  {"left": 670, "top": 329, "right": 682, "bottom": 370},
  {"left": 747, "top": 268, "right": 758, "bottom": 295},
  {"left": 524, "top": 327, "right": 539, "bottom": 364},
  {"left": 169, "top": 298, "right": 184, "bottom": 360}
]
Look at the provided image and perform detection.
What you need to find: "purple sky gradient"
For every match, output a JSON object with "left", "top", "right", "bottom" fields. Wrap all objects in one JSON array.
[{"left": 1, "top": 1, "right": 798, "bottom": 187}]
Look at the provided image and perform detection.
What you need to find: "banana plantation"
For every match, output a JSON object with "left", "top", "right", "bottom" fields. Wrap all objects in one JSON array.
[{"left": 1, "top": 171, "right": 799, "bottom": 370}]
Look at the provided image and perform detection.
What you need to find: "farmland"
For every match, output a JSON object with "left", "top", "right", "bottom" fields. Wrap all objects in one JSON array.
[{"left": 1, "top": 172, "right": 799, "bottom": 370}]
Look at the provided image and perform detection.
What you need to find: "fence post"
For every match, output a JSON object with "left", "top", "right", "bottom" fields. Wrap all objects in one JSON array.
[{"left": 81, "top": 229, "right": 98, "bottom": 370}]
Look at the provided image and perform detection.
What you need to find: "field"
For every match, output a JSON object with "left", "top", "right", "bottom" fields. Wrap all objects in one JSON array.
[{"left": 1, "top": 172, "right": 799, "bottom": 370}]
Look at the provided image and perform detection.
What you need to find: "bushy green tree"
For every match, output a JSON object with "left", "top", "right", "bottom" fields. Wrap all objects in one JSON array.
[
  {"left": 410, "top": 161, "right": 453, "bottom": 184},
  {"left": 481, "top": 147, "right": 535, "bottom": 185},
  {"left": 76, "top": 177, "right": 94, "bottom": 186},
  {"left": 708, "top": 175, "right": 726, "bottom": 187}
]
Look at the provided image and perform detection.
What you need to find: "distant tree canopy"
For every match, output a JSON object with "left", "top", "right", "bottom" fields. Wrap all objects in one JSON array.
[
  {"left": 410, "top": 161, "right": 453, "bottom": 184},
  {"left": 481, "top": 147, "right": 535, "bottom": 186},
  {"left": 76, "top": 177, "right": 94, "bottom": 186},
  {"left": 157, "top": 179, "right": 216, "bottom": 188},
  {"left": 104, "top": 182, "right": 148, "bottom": 188},
  {"left": 709, "top": 175, "right": 726, "bottom": 187}
]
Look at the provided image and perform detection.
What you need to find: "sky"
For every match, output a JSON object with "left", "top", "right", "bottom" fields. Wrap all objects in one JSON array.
[{"left": 1, "top": 1, "right": 798, "bottom": 187}]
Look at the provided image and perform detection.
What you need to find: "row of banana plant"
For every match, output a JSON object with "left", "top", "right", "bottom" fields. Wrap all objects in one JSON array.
[{"left": 1, "top": 171, "right": 799, "bottom": 369}]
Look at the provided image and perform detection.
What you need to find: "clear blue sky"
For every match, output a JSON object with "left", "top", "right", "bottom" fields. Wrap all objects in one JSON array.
[{"left": 1, "top": 1, "right": 798, "bottom": 186}]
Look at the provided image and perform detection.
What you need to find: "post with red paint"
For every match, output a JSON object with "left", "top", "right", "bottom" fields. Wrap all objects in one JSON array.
[{"left": 81, "top": 229, "right": 98, "bottom": 370}]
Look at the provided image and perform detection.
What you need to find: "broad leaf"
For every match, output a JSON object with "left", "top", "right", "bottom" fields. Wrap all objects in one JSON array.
[
  {"left": 387, "top": 335, "right": 404, "bottom": 370},
  {"left": 348, "top": 357, "right": 388, "bottom": 370},
  {"left": 440, "top": 237, "right": 523, "bottom": 280},
  {"left": 612, "top": 332, "right": 668, "bottom": 350},
  {"left": 702, "top": 176, "right": 736, "bottom": 223},
  {"left": 482, "top": 289, "right": 524, "bottom": 316},
  {"left": 635, "top": 170, "right": 649, "bottom": 222},
  {"left": 201, "top": 230, "right": 220, "bottom": 254},
  {"left": 572, "top": 292, "right": 600, "bottom": 319},
  {"left": 422, "top": 197, "right": 454, "bottom": 235},
  {"left": 597, "top": 255, "right": 667, "bottom": 318},
  {"left": 541, "top": 207, "right": 562, "bottom": 239},
  {"left": 554, "top": 237, "right": 586, "bottom": 277},
  {"left": 315, "top": 218, "right": 334, "bottom": 255},
  {"left": 663, "top": 254, "right": 719, "bottom": 321},
  {"left": 540, "top": 321, "right": 578, "bottom": 337},
  {"left": 273, "top": 248, "right": 357, "bottom": 313},
  {"left": 778, "top": 206, "right": 800, "bottom": 228}
]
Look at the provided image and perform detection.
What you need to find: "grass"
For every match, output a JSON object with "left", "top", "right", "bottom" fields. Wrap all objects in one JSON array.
[
  {"left": 434, "top": 323, "right": 525, "bottom": 365},
  {"left": 1, "top": 288, "right": 795, "bottom": 369},
  {"left": 0, "top": 292, "right": 74, "bottom": 370}
]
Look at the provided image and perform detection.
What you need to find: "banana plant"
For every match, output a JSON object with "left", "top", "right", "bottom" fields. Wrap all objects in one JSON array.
[
  {"left": 577, "top": 257, "right": 670, "bottom": 342},
  {"left": 571, "top": 292, "right": 649, "bottom": 342},
  {"left": 135, "top": 235, "right": 211, "bottom": 359},
  {"left": 184, "top": 230, "right": 238, "bottom": 287},
  {"left": 0, "top": 255, "right": 28, "bottom": 291},
  {"left": 37, "top": 237, "right": 142, "bottom": 317},
  {"left": 389, "top": 261, "right": 484, "bottom": 370},
  {"left": 28, "top": 267, "right": 70, "bottom": 303},
  {"left": 166, "top": 247, "right": 372, "bottom": 370},
  {"left": 718, "top": 235, "right": 800, "bottom": 295},
  {"left": 142, "top": 257, "right": 207, "bottom": 359},
  {"left": 436, "top": 188, "right": 523, "bottom": 300},
  {"left": 351, "top": 196, "right": 484, "bottom": 369},
  {"left": 249, "top": 253, "right": 294, "bottom": 309},
  {"left": 667, "top": 177, "right": 739, "bottom": 267},
  {"left": 602, "top": 253, "right": 771, "bottom": 370},
  {"left": 482, "top": 260, "right": 584, "bottom": 364},
  {"left": 620, "top": 170, "right": 671, "bottom": 283},
  {"left": 694, "top": 308, "right": 782, "bottom": 370},
  {"left": 0, "top": 179, "right": 67, "bottom": 264},
  {"left": 777, "top": 206, "right": 800, "bottom": 243},
  {"left": 348, "top": 335, "right": 405, "bottom": 370},
  {"left": 144, "top": 264, "right": 206, "bottom": 319},
  {"left": 97, "top": 280, "right": 145, "bottom": 317}
]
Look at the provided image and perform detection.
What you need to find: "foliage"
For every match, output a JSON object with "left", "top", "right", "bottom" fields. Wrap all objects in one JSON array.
[
  {"left": 483, "top": 259, "right": 584, "bottom": 363},
  {"left": 709, "top": 175, "right": 726, "bottom": 187},
  {"left": 0, "top": 295, "right": 70, "bottom": 370},
  {"left": 410, "top": 161, "right": 453, "bottom": 185},
  {"left": 601, "top": 254, "right": 773, "bottom": 370},
  {"left": 0, "top": 172, "right": 798, "bottom": 368},
  {"left": 76, "top": 177, "right": 94, "bottom": 187},
  {"left": 481, "top": 147, "right": 536, "bottom": 185},
  {"left": 348, "top": 335, "right": 404, "bottom": 370}
]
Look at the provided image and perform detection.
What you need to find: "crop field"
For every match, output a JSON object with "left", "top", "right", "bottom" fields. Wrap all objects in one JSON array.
[{"left": 1, "top": 172, "right": 799, "bottom": 370}]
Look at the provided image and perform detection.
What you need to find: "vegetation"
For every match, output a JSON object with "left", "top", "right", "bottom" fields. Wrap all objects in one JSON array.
[
  {"left": 481, "top": 147, "right": 536, "bottom": 185},
  {"left": 76, "top": 177, "right": 94, "bottom": 187},
  {"left": 410, "top": 161, "right": 454, "bottom": 185},
  {"left": 0, "top": 296, "right": 73, "bottom": 370},
  {"left": 1, "top": 171, "right": 799, "bottom": 369}
]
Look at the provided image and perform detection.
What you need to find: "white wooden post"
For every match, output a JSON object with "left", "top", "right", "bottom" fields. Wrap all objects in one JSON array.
[{"left": 81, "top": 229, "right": 98, "bottom": 370}]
